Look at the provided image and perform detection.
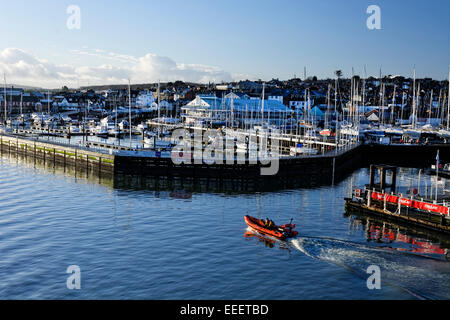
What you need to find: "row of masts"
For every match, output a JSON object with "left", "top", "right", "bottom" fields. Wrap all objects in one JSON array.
[
  {"left": 337, "top": 66, "right": 450, "bottom": 130},
  {"left": 2, "top": 66, "right": 450, "bottom": 138}
]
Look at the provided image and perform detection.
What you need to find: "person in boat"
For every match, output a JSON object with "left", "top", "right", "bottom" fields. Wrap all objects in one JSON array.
[{"left": 264, "top": 218, "right": 275, "bottom": 229}]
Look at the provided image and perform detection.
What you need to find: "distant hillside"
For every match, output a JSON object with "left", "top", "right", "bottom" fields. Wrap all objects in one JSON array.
[
  {"left": 79, "top": 81, "right": 203, "bottom": 91},
  {"left": 5, "top": 84, "right": 46, "bottom": 91}
]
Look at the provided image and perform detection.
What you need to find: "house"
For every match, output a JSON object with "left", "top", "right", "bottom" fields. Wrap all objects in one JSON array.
[
  {"left": 53, "top": 96, "right": 79, "bottom": 111},
  {"left": 136, "top": 91, "right": 156, "bottom": 107},
  {"left": 268, "top": 95, "right": 283, "bottom": 103},
  {"left": 159, "top": 100, "right": 173, "bottom": 112},
  {"left": 289, "top": 100, "right": 314, "bottom": 111},
  {"left": 216, "top": 84, "right": 232, "bottom": 91},
  {"left": 365, "top": 110, "right": 380, "bottom": 122},
  {"left": 0, "top": 90, "right": 40, "bottom": 113}
]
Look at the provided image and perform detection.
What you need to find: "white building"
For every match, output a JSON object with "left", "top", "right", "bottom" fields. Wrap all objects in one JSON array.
[
  {"left": 136, "top": 91, "right": 156, "bottom": 107},
  {"left": 289, "top": 100, "right": 314, "bottom": 111},
  {"left": 159, "top": 100, "right": 173, "bottom": 112},
  {"left": 181, "top": 95, "right": 292, "bottom": 127},
  {"left": 53, "top": 96, "right": 78, "bottom": 111},
  {"left": 268, "top": 95, "right": 283, "bottom": 103}
]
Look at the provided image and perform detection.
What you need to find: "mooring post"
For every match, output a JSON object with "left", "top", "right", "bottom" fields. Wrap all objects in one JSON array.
[
  {"left": 391, "top": 167, "right": 397, "bottom": 193},
  {"left": 369, "top": 165, "right": 375, "bottom": 190},
  {"left": 380, "top": 167, "right": 386, "bottom": 193}
]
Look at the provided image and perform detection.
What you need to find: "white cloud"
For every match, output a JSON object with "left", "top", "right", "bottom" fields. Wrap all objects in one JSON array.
[{"left": 0, "top": 47, "right": 233, "bottom": 88}]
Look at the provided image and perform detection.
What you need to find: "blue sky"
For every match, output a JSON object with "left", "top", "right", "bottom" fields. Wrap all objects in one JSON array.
[{"left": 0, "top": 0, "right": 449, "bottom": 87}]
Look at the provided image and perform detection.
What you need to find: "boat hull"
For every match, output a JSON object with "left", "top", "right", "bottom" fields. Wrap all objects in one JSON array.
[{"left": 244, "top": 215, "right": 298, "bottom": 240}]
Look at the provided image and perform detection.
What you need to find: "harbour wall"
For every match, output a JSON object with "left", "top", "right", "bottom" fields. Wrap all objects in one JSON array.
[
  {"left": 114, "top": 145, "right": 362, "bottom": 186},
  {"left": 0, "top": 135, "right": 115, "bottom": 176},
  {"left": 3, "top": 133, "right": 450, "bottom": 187},
  {"left": 360, "top": 144, "right": 450, "bottom": 167}
]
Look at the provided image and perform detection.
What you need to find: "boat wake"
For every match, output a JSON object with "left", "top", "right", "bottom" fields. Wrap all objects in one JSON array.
[{"left": 289, "top": 237, "right": 450, "bottom": 300}]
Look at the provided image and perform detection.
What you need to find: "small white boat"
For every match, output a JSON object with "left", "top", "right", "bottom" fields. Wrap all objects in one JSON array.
[
  {"left": 143, "top": 133, "right": 174, "bottom": 149},
  {"left": 438, "top": 129, "right": 450, "bottom": 139},
  {"left": 290, "top": 145, "right": 318, "bottom": 156},
  {"left": 137, "top": 123, "right": 147, "bottom": 132}
]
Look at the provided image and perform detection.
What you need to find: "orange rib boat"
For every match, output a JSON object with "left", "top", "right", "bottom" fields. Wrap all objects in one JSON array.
[{"left": 244, "top": 215, "right": 298, "bottom": 240}]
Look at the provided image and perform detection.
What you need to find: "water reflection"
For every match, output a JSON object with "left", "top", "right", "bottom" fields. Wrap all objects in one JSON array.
[
  {"left": 0, "top": 152, "right": 114, "bottom": 188},
  {"left": 346, "top": 211, "right": 450, "bottom": 261},
  {"left": 112, "top": 173, "right": 354, "bottom": 195},
  {"left": 244, "top": 229, "right": 291, "bottom": 251}
]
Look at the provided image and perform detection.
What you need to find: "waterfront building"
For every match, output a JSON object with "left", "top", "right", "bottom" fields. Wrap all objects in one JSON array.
[
  {"left": 181, "top": 94, "right": 292, "bottom": 128},
  {"left": 52, "top": 96, "right": 79, "bottom": 111},
  {"left": 136, "top": 90, "right": 157, "bottom": 107},
  {"left": 0, "top": 87, "right": 24, "bottom": 96},
  {"left": 289, "top": 100, "right": 314, "bottom": 111}
]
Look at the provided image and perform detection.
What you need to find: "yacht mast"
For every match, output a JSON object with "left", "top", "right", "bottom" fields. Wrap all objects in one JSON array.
[
  {"left": 157, "top": 81, "right": 161, "bottom": 137},
  {"left": 401, "top": 92, "right": 405, "bottom": 122},
  {"left": 326, "top": 84, "right": 331, "bottom": 128},
  {"left": 381, "top": 83, "right": 385, "bottom": 126},
  {"left": 114, "top": 94, "right": 118, "bottom": 140},
  {"left": 429, "top": 90, "right": 433, "bottom": 123},
  {"left": 334, "top": 77, "right": 338, "bottom": 152},
  {"left": 417, "top": 83, "right": 421, "bottom": 128},
  {"left": 447, "top": 66, "right": 450, "bottom": 130},
  {"left": 391, "top": 85, "right": 396, "bottom": 124},
  {"left": 128, "top": 79, "right": 132, "bottom": 146},
  {"left": 3, "top": 74, "right": 7, "bottom": 124},
  {"left": 261, "top": 82, "right": 265, "bottom": 126},
  {"left": 47, "top": 90, "right": 50, "bottom": 114},
  {"left": 362, "top": 65, "right": 367, "bottom": 126},
  {"left": 413, "top": 67, "right": 416, "bottom": 129}
]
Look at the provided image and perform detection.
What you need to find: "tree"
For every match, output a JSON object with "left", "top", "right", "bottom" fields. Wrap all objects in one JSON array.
[
  {"left": 334, "top": 70, "right": 343, "bottom": 112},
  {"left": 62, "top": 85, "right": 69, "bottom": 92}
]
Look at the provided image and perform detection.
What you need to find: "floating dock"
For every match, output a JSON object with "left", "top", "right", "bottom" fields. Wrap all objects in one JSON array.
[{"left": 345, "top": 165, "right": 450, "bottom": 234}]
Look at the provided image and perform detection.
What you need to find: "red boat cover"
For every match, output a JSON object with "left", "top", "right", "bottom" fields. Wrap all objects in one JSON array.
[{"left": 371, "top": 192, "right": 449, "bottom": 216}]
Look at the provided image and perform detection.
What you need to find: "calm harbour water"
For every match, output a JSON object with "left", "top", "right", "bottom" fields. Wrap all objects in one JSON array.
[{"left": 0, "top": 153, "right": 449, "bottom": 300}]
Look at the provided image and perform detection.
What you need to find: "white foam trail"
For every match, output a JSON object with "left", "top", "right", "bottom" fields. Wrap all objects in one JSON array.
[{"left": 289, "top": 237, "right": 450, "bottom": 300}]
